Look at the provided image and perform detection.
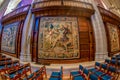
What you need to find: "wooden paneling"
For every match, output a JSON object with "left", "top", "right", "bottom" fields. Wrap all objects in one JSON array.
[
  {"left": 80, "top": 39, "right": 89, "bottom": 43},
  {"left": 80, "top": 51, "right": 90, "bottom": 59},
  {"left": 78, "top": 17, "right": 95, "bottom": 61}
]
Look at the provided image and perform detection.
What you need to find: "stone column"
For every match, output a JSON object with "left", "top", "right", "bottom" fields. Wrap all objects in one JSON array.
[
  {"left": 88, "top": 0, "right": 108, "bottom": 60},
  {"left": 20, "top": 0, "right": 35, "bottom": 62}
]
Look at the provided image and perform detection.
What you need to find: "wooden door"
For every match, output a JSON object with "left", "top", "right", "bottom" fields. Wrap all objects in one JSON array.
[{"left": 78, "top": 17, "right": 95, "bottom": 61}]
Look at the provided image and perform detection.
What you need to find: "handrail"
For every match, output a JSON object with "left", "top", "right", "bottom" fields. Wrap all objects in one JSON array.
[
  {"left": 33, "top": 0, "right": 93, "bottom": 10},
  {"left": 2, "top": 4, "right": 31, "bottom": 20}
]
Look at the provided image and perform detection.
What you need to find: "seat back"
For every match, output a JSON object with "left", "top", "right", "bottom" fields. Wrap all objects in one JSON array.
[
  {"left": 108, "top": 66, "right": 116, "bottom": 74},
  {"left": 79, "top": 65, "right": 84, "bottom": 71},
  {"left": 111, "top": 59, "right": 117, "bottom": 65},
  {"left": 101, "top": 64, "right": 108, "bottom": 72},
  {"left": 60, "top": 66, "right": 63, "bottom": 76},
  {"left": 83, "top": 68, "right": 89, "bottom": 76},
  {"left": 105, "top": 59, "right": 110, "bottom": 64},
  {"left": 95, "top": 62, "right": 101, "bottom": 69}
]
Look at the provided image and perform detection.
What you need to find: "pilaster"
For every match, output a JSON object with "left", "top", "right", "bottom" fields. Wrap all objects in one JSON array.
[
  {"left": 20, "top": 1, "right": 34, "bottom": 62},
  {"left": 90, "top": 0, "right": 108, "bottom": 60}
]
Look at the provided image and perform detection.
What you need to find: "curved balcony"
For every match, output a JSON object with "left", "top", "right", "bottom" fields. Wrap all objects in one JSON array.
[
  {"left": 98, "top": 6, "right": 120, "bottom": 23},
  {"left": 32, "top": 0, "right": 94, "bottom": 13}
]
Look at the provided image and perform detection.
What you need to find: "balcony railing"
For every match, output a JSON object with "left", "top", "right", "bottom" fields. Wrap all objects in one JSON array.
[
  {"left": 98, "top": 6, "right": 120, "bottom": 22},
  {"left": 33, "top": 0, "right": 93, "bottom": 10},
  {"left": 2, "top": 4, "right": 31, "bottom": 21}
]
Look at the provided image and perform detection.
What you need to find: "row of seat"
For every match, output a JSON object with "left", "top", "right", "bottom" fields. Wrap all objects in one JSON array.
[
  {"left": 22, "top": 65, "right": 47, "bottom": 80},
  {"left": 0, "top": 54, "right": 119, "bottom": 80},
  {"left": 70, "top": 62, "right": 117, "bottom": 80},
  {"left": 48, "top": 60, "right": 119, "bottom": 80},
  {"left": 105, "top": 54, "right": 120, "bottom": 70},
  {"left": 3, "top": 63, "right": 47, "bottom": 80},
  {"left": 0, "top": 54, "right": 47, "bottom": 80}
]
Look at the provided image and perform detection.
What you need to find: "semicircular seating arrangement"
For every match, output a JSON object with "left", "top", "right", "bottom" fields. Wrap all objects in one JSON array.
[{"left": 0, "top": 54, "right": 120, "bottom": 80}]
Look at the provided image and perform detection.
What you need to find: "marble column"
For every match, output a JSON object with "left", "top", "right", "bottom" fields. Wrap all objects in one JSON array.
[
  {"left": 83, "top": 0, "right": 108, "bottom": 60},
  {"left": 20, "top": 0, "right": 35, "bottom": 62}
]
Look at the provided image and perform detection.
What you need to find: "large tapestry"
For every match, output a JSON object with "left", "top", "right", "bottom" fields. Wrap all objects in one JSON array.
[
  {"left": 107, "top": 23, "right": 120, "bottom": 52},
  {"left": 38, "top": 17, "right": 79, "bottom": 59},
  {"left": 1, "top": 22, "right": 19, "bottom": 53}
]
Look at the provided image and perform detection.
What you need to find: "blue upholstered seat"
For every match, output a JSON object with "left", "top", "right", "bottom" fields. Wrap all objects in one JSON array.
[
  {"left": 9, "top": 73, "right": 16, "bottom": 78},
  {"left": 101, "top": 74, "right": 112, "bottom": 80},
  {"left": 95, "top": 62, "right": 101, "bottom": 67},
  {"left": 94, "top": 64, "right": 107, "bottom": 76},
  {"left": 83, "top": 68, "right": 89, "bottom": 76},
  {"left": 71, "top": 65, "right": 83, "bottom": 77},
  {"left": 101, "top": 66, "right": 116, "bottom": 80},
  {"left": 89, "top": 74, "right": 98, "bottom": 80},
  {"left": 49, "top": 77, "right": 62, "bottom": 80},
  {"left": 111, "top": 59, "right": 116, "bottom": 64},
  {"left": 89, "top": 68, "right": 98, "bottom": 72},
  {"left": 101, "top": 64, "right": 107, "bottom": 70},
  {"left": 95, "top": 71, "right": 104, "bottom": 76},
  {"left": 73, "top": 68, "right": 89, "bottom": 80},
  {"left": 51, "top": 72, "right": 61, "bottom": 77},
  {"left": 74, "top": 76, "right": 85, "bottom": 80},
  {"left": 108, "top": 66, "right": 116, "bottom": 72},
  {"left": 89, "top": 62, "right": 101, "bottom": 73},
  {"left": 0, "top": 65, "right": 5, "bottom": 69},
  {"left": 79, "top": 65, "right": 84, "bottom": 71},
  {"left": 50, "top": 66, "right": 63, "bottom": 80}
]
